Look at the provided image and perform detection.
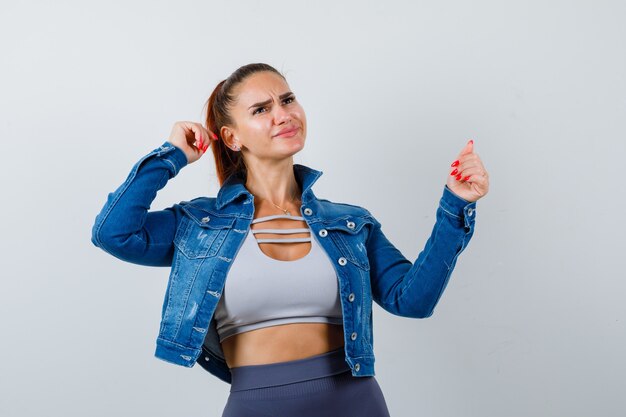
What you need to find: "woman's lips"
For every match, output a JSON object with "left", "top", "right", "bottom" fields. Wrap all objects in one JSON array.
[{"left": 274, "top": 127, "right": 299, "bottom": 137}]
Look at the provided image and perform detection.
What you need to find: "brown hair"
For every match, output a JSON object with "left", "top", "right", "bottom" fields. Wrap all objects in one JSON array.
[{"left": 203, "top": 63, "right": 287, "bottom": 186}]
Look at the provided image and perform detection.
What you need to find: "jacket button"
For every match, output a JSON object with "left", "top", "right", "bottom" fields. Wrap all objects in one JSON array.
[
  {"left": 354, "top": 363, "right": 360, "bottom": 372},
  {"left": 338, "top": 257, "right": 347, "bottom": 266},
  {"left": 303, "top": 208, "right": 313, "bottom": 215},
  {"left": 348, "top": 293, "right": 355, "bottom": 302},
  {"left": 351, "top": 332, "right": 357, "bottom": 340},
  {"left": 201, "top": 216, "right": 210, "bottom": 223},
  {"left": 346, "top": 221, "right": 355, "bottom": 229},
  {"left": 319, "top": 229, "right": 328, "bottom": 237},
  {"left": 204, "top": 356, "right": 210, "bottom": 362},
  {"left": 467, "top": 208, "right": 474, "bottom": 216}
]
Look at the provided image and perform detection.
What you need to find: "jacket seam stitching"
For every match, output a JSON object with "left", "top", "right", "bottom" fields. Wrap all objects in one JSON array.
[{"left": 389, "top": 214, "right": 442, "bottom": 315}]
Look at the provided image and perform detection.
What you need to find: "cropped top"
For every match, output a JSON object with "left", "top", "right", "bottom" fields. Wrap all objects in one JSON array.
[{"left": 213, "top": 213, "right": 343, "bottom": 343}]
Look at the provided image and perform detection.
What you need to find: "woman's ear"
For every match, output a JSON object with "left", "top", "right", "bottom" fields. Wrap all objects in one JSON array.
[{"left": 220, "top": 127, "right": 239, "bottom": 151}]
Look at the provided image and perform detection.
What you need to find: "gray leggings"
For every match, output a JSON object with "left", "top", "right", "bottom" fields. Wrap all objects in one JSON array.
[{"left": 221, "top": 347, "right": 391, "bottom": 417}]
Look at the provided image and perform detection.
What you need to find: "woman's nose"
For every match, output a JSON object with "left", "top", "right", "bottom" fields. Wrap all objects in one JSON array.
[{"left": 273, "top": 105, "right": 292, "bottom": 124}]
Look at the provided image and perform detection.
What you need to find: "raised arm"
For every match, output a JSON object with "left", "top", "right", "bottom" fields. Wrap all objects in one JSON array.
[
  {"left": 367, "top": 185, "right": 477, "bottom": 318},
  {"left": 367, "top": 139, "right": 489, "bottom": 318},
  {"left": 91, "top": 122, "right": 217, "bottom": 267}
]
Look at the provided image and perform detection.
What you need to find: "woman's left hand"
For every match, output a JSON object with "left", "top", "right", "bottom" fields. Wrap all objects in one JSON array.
[{"left": 446, "top": 139, "right": 489, "bottom": 203}]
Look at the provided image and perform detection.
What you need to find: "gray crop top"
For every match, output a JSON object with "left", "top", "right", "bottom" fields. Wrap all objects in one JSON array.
[{"left": 213, "top": 213, "right": 343, "bottom": 343}]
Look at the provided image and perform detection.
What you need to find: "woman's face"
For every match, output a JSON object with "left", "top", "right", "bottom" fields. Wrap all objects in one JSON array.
[{"left": 222, "top": 71, "right": 307, "bottom": 161}]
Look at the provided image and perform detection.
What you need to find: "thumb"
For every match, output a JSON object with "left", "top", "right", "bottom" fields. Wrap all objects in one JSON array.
[{"left": 458, "top": 139, "right": 474, "bottom": 157}]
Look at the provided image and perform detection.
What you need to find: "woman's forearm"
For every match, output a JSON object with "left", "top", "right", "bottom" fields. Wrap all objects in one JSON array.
[
  {"left": 367, "top": 185, "right": 477, "bottom": 318},
  {"left": 90, "top": 141, "right": 189, "bottom": 267}
]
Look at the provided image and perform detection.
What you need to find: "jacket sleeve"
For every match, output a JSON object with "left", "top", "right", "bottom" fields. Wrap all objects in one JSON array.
[
  {"left": 90, "top": 141, "right": 189, "bottom": 267},
  {"left": 366, "top": 185, "right": 477, "bottom": 318}
]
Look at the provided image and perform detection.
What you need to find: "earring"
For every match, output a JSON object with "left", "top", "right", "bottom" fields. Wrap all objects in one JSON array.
[{"left": 234, "top": 145, "right": 241, "bottom": 151}]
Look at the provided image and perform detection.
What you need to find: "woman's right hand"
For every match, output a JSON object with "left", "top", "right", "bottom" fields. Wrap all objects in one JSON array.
[{"left": 166, "top": 121, "right": 218, "bottom": 164}]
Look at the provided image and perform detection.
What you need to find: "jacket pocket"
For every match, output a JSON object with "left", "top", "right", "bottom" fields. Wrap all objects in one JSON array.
[
  {"left": 174, "top": 210, "right": 236, "bottom": 259},
  {"left": 322, "top": 215, "right": 375, "bottom": 270}
]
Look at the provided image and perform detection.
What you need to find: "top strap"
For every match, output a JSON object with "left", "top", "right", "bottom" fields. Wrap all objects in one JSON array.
[{"left": 252, "top": 214, "right": 305, "bottom": 223}]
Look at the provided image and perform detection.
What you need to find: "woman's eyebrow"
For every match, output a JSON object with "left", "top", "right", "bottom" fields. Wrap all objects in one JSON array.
[{"left": 248, "top": 91, "right": 294, "bottom": 109}]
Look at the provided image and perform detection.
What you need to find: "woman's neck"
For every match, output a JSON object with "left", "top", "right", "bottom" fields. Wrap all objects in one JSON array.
[{"left": 244, "top": 163, "right": 302, "bottom": 207}]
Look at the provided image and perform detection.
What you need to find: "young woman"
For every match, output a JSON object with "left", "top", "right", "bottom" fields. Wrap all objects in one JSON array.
[{"left": 91, "top": 62, "right": 489, "bottom": 416}]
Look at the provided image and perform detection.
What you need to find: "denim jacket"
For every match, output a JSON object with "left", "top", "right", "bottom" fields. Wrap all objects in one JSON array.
[{"left": 91, "top": 141, "right": 477, "bottom": 384}]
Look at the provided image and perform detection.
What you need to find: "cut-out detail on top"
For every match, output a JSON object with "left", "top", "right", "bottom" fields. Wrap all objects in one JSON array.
[
  {"left": 248, "top": 228, "right": 315, "bottom": 262},
  {"left": 251, "top": 214, "right": 312, "bottom": 243}
]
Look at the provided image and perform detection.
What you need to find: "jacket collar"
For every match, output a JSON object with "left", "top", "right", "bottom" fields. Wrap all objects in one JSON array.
[{"left": 215, "top": 163, "right": 323, "bottom": 210}]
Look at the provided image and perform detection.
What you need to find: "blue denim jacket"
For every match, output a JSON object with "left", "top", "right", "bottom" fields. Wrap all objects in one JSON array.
[{"left": 91, "top": 141, "right": 477, "bottom": 384}]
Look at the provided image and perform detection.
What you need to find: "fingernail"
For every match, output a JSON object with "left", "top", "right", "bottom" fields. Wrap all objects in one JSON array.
[
  {"left": 451, "top": 160, "right": 459, "bottom": 167},
  {"left": 450, "top": 168, "right": 458, "bottom": 176},
  {"left": 455, "top": 174, "right": 462, "bottom": 180},
  {"left": 210, "top": 131, "right": 218, "bottom": 140},
  {"left": 463, "top": 175, "right": 471, "bottom": 181},
  {"left": 469, "top": 139, "right": 473, "bottom": 144}
]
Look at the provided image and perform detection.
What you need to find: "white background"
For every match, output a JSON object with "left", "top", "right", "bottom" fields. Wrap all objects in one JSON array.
[{"left": 1, "top": 1, "right": 624, "bottom": 416}]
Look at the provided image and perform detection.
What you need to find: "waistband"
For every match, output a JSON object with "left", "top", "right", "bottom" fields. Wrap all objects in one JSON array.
[{"left": 229, "top": 347, "right": 350, "bottom": 392}]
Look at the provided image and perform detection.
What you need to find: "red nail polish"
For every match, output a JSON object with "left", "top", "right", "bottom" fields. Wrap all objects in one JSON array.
[
  {"left": 450, "top": 168, "right": 458, "bottom": 176},
  {"left": 469, "top": 139, "right": 473, "bottom": 144},
  {"left": 463, "top": 175, "right": 471, "bottom": 181},
  {"left": 451, "top": 160, "right": 459, "bottom": 167},
  {"left": 455, "top": 174, "right": 462, "bottom": 180}
]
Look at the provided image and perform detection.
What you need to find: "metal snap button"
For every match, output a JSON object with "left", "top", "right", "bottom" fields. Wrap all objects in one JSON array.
[
  {"left": 204, "top": 356, "right": 210, "bottom": 361},
  {"left": 338, "top": 257, "right": 347, "bottom": 266},
  {"left": 351, "top": 332, "right": 357, "bottom": 341},
  {"left": 201, "top": 216, "right": 210, "bottom": 223},
  {"left": 468, "top": 208, "right": 474, "bottom": 216},
  {"left": 319, "top": 229, "right": 328, "bottom": 237},
  {"left": 303, "top": 208, "right": 313, "bottom": 215},
  {"left": 354, "top": 363, "right": 360, "bottom": 372},
  {"left": 347, "top": 221, "right": 355, "bottom": 229},
  {"left": 348, "top": 293, "right": 355, "bottom": 302}
]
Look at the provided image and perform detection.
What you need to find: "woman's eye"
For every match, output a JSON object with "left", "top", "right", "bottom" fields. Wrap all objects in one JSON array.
[{"left": 252, "top": 96, "right": 295, "bottom": 115}]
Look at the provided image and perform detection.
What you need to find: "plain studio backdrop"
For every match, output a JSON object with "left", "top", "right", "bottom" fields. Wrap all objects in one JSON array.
[{"left": 1, "top": 1, "right": 624, "bottom": 416}]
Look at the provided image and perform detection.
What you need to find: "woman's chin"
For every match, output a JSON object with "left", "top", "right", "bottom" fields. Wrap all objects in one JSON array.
[{"left": 279, "top": 140, "right": 305, "bottom": 156}]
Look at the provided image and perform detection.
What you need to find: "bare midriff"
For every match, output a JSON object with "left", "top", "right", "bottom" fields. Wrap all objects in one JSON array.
[
  {"left": 220, "top": 201, "right": 345, "bottom": 368},
  {"left": 221, "top": 322, "right": 345, "bottom": 368}
]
